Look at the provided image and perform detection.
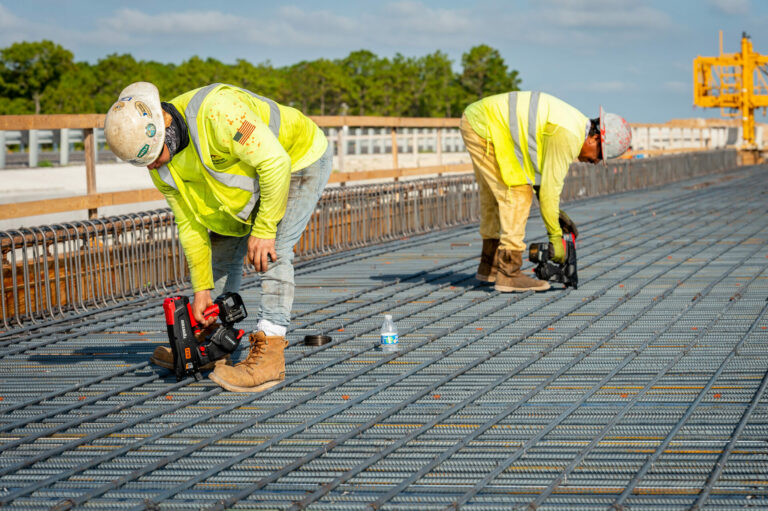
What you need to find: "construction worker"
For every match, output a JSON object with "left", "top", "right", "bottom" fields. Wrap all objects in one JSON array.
[
  {"left": 104, "top": 82, "right": 331, "bottom": 392},
  {"left": 460, "top": 91, "right": 630, "bottom": 292}
]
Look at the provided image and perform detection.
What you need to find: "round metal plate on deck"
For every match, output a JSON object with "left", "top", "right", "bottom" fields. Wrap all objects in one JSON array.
[{"left": 303, "top": 334, "right": 331, "bottom": 346}]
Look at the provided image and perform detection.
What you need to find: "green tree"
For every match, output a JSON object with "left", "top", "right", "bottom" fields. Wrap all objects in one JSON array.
[
  {"left": 166, "top": 56, "right": 232, "bottom": 98},
  {"left": 416, "top": 51, "right": 458, "bottom": 117},
  {"left": 0, "top": 41, "right": 524, "bottom": 117},
  {"left": 91, "top": 54, "right": 147, "bottom": 112},
  {"left": 42, "top": 61, "right": 98, "bottom": 114},
  {"left": 0, "top": 40, "right": 73, "bottom": 114},
  {"left": 460, "top": 44, "right": 521, "bottom": 102},
  {"left": 378, "top": 54, "right": 422, "bottom": 116},
  {"left": 230, "top": 59, "right": 285, "bottom": 100},
  {"left": 0, "top": 96, "right": 33, "bottom": 115},
  {"left": 340, "top": 50, "right": 382, "bottom": 116},
  {"left": 287, "top": 59, "right": 346, "bottom": 115}
]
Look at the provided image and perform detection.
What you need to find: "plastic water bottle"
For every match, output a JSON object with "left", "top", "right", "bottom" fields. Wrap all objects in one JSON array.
[{"left": 379, "top": 314, "right": 399, "bottom": 352}]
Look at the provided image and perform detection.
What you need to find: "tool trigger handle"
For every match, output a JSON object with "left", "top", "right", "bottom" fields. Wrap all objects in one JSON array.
[{"left": 203, "top": 304, "right": 220, "bottom": 320}]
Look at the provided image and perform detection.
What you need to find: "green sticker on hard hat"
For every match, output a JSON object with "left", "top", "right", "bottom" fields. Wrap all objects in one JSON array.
[
  {"left": 145, "top": 123, "right": 156, "bottom": 137},
  {"left": 137, "top": 144, "right": 150, "bottom": 158}
]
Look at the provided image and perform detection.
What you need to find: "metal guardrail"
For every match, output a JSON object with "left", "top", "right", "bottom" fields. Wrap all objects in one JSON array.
[
  {"left": 0, "top": 126, "right": 464, "bottom": 170},
  {"left": 630, "top": 124, "right": 741, "bottom": 151},
  {"left": 0, "top": 128, "right": 110, "bottom": 168},
  {"left": 0, "top": 149, "right": 738, "bottom": 328}
]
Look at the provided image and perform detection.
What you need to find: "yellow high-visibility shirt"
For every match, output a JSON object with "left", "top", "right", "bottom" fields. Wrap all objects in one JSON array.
[
  {"left": 149, "top": 85, "right": 327, "bottom": 291},
  {"left": 464, "top": 92, "right": 588, "bottom": 238}
]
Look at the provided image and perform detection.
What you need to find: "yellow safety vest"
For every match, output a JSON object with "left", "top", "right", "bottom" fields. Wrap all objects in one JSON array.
[
  {"left": 464, "top": 91, "right": 588, "bottom": 187},
  {"left": 153, "top": 83, "right": 326, "bottom": 237}
]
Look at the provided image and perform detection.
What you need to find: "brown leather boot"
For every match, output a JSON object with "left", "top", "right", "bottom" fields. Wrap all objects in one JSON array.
[
  {"left": 150, "top": 321, "right": 230, "bottom": 370},
  {"left": 494, "top": 249, "right": 550, "bottom": 292},
  {"left": 476, "top": 238, "right": 500, "bottom": 283},
  {"left": 209, "top": 331, "right": 288, "bottom": 392}
]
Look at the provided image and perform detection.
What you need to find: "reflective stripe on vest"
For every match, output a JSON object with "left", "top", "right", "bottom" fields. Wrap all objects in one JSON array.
[
  {"left": 184, "top": 83, "right": 282, "bottom": 221},
  {"left": 508, "top": 91, "right": 541, "bottom": 185},
  {"left": 156, "top": 165, "right": 178, "bottom": 191}
]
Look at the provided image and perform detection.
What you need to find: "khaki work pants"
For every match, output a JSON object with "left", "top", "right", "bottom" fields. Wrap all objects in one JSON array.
[{"left": 459, "top": 115, "right": 533, "bottom": 252}]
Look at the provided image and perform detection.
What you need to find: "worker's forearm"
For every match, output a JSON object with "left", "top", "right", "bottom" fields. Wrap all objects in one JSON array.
[
  {"left": 250, "top": 154, "right": 292, "bottom": 238},
  {"left": 539, "top": 189, "right": 562, "bottom": 239},
  {"left": 163, "top": 193, "right": 214, "bottom": 291}
]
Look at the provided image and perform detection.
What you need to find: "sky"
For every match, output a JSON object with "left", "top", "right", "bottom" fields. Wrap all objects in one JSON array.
[{"left": 0, "top": 0, "right": 765, "bottom": 123}]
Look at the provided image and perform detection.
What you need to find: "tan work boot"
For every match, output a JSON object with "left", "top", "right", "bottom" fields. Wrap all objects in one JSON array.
[
  {"left": 476, "top": 238, "right": 500, "bottom": 283},
  {"left": 150, "top": 321, "right": 230, "bottom": 371},
  {"left": 494, "top": 249, "right": 550, "bottom": 292},
  {"left": 209, "top": 331, "right": 288, "bottom": 392}
]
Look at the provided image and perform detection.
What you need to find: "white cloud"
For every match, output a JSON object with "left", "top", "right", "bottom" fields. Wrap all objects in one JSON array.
[
  {"left": 0, "top": 3, "right": 19, "bottom": 30},
  {"left": 382, "top": 1, "right": 473, "bottom": 34},
  {"left": 103, "top": 9, "right": 243, "bottom": 35},
  {"left": 568, "top": 80, "right": 636, "bottom": 92},
  {"left": 278, "top": 5, "right": 359, "bottom": 34},
  {"left": 536, "top": 0, "right": 675, "bottom": 31},
  {"left": 94, "top": 7, "right": 363, "bottom": 49},
  {"left": 0, "top": 1, "right": 680, "bottom": 67},
  {"left": 0, "top": 3, "right": 38, "bottom": 46},
  {"left": 663, "top": 81, "right": 689, "bottom": 93},
  {"left": 707, "top": 0, "right": 749, "bottom": 15}
]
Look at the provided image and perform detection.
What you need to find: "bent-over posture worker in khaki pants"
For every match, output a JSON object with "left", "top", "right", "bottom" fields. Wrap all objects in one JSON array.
[{"left": 460, "top": 91, "right": 631, "bottom": 292}]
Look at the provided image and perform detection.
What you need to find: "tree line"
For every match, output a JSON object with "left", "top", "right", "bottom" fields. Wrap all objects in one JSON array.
[{"left": 0, "top": 40, "right": 521, "bottom": 118}]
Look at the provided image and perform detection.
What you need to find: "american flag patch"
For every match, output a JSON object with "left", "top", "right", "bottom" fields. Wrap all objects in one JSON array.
[{"left": 233, "top": 121, "right": 255, "bottom": 144}]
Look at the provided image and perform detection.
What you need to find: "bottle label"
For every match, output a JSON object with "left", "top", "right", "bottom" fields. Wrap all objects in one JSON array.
[{"left": 380, "top": 333, "right": 398, "bottom": 345}]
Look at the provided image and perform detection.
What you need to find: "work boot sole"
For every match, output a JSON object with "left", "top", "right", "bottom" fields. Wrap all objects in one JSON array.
[
  {"left": 475, "top": 272, "right": 496, "bottom": 283},
  {"left": 208, "top": 372, "right": 285, "bottom": 393},
  {"left": 494, "top": 281, "right": 551, "bottom": 292},
  {"left": 150, "top": 355, "right": 230, "bottom": 371}
]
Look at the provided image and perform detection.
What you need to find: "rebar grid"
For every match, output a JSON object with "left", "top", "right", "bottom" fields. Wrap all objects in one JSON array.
[
  {"left": 1, "top": 150, "right": 736, "bottom": 329},
  {"left": 1, "top": 159, "right": 765, "bottom": 511}
]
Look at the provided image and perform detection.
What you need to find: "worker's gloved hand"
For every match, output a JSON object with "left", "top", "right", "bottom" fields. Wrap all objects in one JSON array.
[
  {"left": 558, "top": 210, "right": 578, "bottom": 239},
  {"left": 549, "top": 235, "right": 566, "bottom": 264}
]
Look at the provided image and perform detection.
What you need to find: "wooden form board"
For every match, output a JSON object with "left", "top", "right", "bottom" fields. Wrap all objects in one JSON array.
[
  {"left": 0, "top": 114, "right": 461, "bottom": 131},
  {"left": 0, "top": 165, "right": 473, "bottom": 220},
  {"left": 0, "top": 188, "right": 164, "bottom": 220},
  {"left": 0, "top": 114, "right": 106, "bottom": 130},
  {"left": 0, "top": 113, "right": 704, "bottom": 131},
  {"left": 327, "top": 164, "right": 472, "bottom": 183}
]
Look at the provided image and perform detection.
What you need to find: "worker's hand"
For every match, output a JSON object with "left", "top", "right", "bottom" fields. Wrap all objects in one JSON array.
[
  {"left": 549, "top": 236, "right": 566, "bottom": 264},
  {"left": 192, "top": 289, "right": 214, "bottom": 327},
  {"left": 247, "top": 236, "right": 277, "bottom": 272},
  {"left": 558, "top": 210, "right": 578, "bottom": 239}
]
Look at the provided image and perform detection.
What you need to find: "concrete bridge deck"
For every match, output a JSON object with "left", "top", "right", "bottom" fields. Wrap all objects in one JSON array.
[{"left": 0, "top": 165, "right": 766, "bottom": 510}]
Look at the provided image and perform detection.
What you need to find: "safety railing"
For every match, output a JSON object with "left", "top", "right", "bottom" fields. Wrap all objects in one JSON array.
[
  {"left": 0, "top": 114, "right": 471, "bottom": 221},
  {"left": 0, "top": 174, "right": 479, "bottom": 329},
  {"left": 0, "top": 149, "right": 737, "bottom": 329}
]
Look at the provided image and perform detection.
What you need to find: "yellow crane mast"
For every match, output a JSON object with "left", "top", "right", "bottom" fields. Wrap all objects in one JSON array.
[{"left": 693, "top": 31, "right": 768, "bottom": 151}]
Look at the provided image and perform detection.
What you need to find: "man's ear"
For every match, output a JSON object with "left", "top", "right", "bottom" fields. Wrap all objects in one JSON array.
[{"left": 163, "top": 110, "right": 173, "bottom": 128}]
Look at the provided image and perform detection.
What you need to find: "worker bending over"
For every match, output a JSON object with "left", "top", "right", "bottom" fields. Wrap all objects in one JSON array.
[
  {"left": 460, "top": 91, "right": 630, "bottom": 292},
  {"left": 105, "top": 82, "right": 331, "bottom": 392}
]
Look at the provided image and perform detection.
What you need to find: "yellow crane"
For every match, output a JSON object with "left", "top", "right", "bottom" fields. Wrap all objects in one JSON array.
[{"left": 693, "top": 31, "right": 768, "bottom": 150}]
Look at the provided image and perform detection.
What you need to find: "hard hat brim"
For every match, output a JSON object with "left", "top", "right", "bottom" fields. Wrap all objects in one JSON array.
[{"left": 599, "top": 105, "right": 607, "bottom": 163}]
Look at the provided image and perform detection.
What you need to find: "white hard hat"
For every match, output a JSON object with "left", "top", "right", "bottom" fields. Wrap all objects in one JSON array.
[
  {"left": 599, "top": 106, "right": 631, "bottom": 160},
  {"left": 104, "top": 82, "right": 165, "bottom": 166}
]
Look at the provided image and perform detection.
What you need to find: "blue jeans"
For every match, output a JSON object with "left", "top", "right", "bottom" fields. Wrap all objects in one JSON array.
[{"left": 210, "top": 143, "right": 332, "bottom": 326}]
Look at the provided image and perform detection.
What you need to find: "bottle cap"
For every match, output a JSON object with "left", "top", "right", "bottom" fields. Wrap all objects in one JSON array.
[{"left": 385, "top": 314, "right": 392, "bottom": 320}]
